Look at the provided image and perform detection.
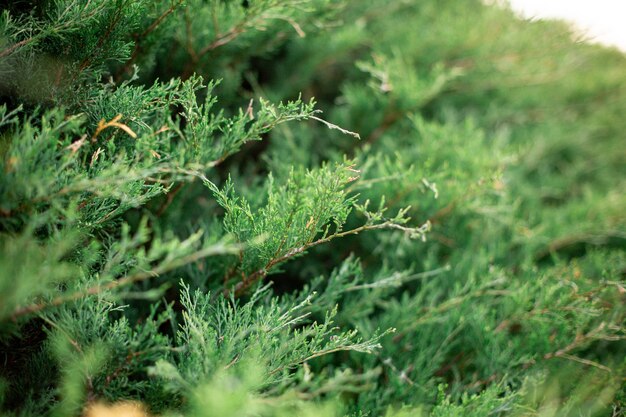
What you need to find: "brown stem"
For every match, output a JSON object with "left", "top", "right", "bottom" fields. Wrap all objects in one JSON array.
[
  {"left": 365, "top": 109, "right": 401, "bottom": 144},
  {"left": 156, "top": 182, "right": 185, "bottom": 217},
  {"left": 78, "top": 3, "right": 126, "bottom": 73},
  {"left": 0, "top": 38, "right": 34, "bottom": 59},
  {"left": 103, "top": 350, "right": 148, "bottom": 388},
  {"left": 140, "top": 1, "right": 183, "bottom": 40},
  {"left": 181, "top": 11, "right": 260, "bottom": 79},
  {"left": 115, "top": 0, "right": 184, "bottom": 80}
]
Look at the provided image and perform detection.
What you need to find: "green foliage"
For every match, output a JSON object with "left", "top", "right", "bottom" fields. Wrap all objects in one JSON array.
[{"left": 1, "top": 0, "right": 625, "bottom": 416}]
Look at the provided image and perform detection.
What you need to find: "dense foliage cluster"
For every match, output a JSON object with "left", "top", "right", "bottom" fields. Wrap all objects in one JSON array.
[{"left": 1, "top": 1, "right": 625, "bottom": 416}]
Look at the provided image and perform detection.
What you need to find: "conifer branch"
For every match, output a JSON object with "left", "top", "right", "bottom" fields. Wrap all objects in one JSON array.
[
  {"left": 140, "top": 1, "right": 183, "bottom": 40},
  {"left": 10, "top": 242, "right": 239, "bottom": 321},
  {"left": 78, "top": 1, "right": 128, "bottom": 72},
  {"left": 182, "top": 1, "right": 310, "bottom": 78},
  {"left": 0, "top": 37, "right": 33, "bottom": 58},
  {"left": 231, "top": 220, "right": 431, "bottom": 296},
  {"left": 116, "top": 0, "right": 185, "bottom": 79}
]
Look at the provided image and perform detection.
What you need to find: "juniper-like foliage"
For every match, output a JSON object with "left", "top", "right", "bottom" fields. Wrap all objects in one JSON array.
[{"left": 1, "top": 1, "right": 625, "bottom": 416}]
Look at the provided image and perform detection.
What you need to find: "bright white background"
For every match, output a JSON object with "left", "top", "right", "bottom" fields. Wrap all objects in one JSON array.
[{"left": 506, "top": 0, "right": 626, "bottom": 51}]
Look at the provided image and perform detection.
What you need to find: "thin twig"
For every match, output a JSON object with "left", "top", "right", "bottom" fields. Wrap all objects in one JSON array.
[{"left": 309, "top": 115, "right": 361, "bottom": 139}]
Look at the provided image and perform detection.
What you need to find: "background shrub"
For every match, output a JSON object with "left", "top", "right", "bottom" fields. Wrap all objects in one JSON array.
[{"left": 0, "top": 1, "right": 624, "bottom": 416}]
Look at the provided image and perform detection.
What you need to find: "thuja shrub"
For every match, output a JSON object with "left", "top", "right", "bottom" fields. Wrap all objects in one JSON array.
[{"left": 1, "top": 1, "right": 625, "bottom": 416}]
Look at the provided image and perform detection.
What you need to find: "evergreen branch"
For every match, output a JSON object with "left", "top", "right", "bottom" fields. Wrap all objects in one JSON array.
[
  {"left": 343, "top": 265, "right": 451, "bottom": 292},
  {"left": 197, "top": 23, "right": 245, "bottom": 56},
  {"left": 0, "top": 2, "right": 110, "bottom": 60},
  {"left": 0, "top": 37, "right": 34, "bottom": 58},
  {"left": 77, "top": 1, "right": 129, "bottom": 72},
  {"left": 116, "top": 0, "right": 185, "bottom": 79},
  {"left": 543, "top": 322, "right": 615, "bottom": 364},
  {"left": 268, "top": 328, "right": 394, "bottom": 376},
  {"left": 139, "top": 0, "right": 183, "bottom": 40},
  {"left": 555, "top": 353, "right": 612, "bottom": 373},
  {"left": 182, "top": 1, "right": 310, "bottom": 78},
  {"left": 182, "top": 20, "right": 248, "bottom": 78},
  {"left": 10, "top": 242, "right": 240, "bottom": 321},
  {"left": 519, "top": 322, "right": 622, "bottom": 373},
  {"left": 268, "top": 346, "right": 366, "bottom": 376},
  {"left": 534, "top": 231, "right": 626, "bottom": 262},
  {"left": 231, "top": 220, "right": 431, "bottom": 296},
  {"left": 392, "top": 287, "right": 512, "bottom": 341}
]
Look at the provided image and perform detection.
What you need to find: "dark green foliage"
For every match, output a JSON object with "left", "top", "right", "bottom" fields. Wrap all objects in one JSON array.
[{"left": 1, "top": 1, "right": 625, "bottom": 416}]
